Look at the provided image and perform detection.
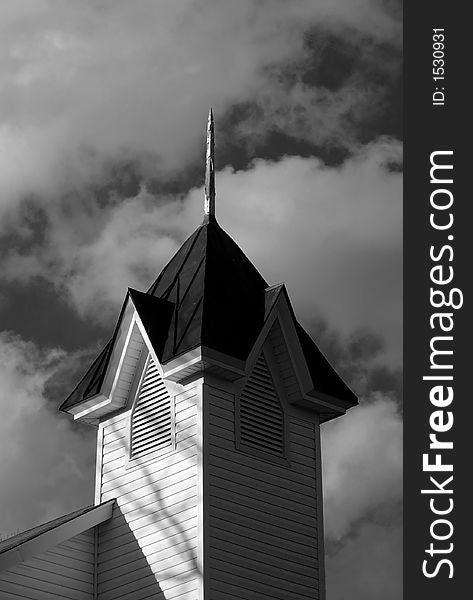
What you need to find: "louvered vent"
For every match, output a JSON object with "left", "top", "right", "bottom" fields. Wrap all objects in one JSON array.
[
  {"left": 131, "top": 356, "right": 173, "bottom": 458},
  {"left": 238, "top": 354, "right": 285, "bottom": 457}
]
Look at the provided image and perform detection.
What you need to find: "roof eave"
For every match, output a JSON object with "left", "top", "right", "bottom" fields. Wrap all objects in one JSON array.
[{"left": 0, "top": 500, "right": 115, "bottom": 572}]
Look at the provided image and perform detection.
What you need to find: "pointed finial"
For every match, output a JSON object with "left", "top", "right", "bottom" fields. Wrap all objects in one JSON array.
[{"left": 204, "top": 108, "right": 215, "bottom": 221}]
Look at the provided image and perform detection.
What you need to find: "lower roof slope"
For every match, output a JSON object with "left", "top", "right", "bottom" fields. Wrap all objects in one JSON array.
[{"left": 0, "top": 501, "right": 114, "bottom": 556}]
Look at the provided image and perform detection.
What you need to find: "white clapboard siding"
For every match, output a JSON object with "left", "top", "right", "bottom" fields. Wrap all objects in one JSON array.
[
  {"left": 237, "top": 354, "right": 285, "bottom": 457},
  {"left": 0, "top": 530, "right": 95, "bottom": 599},
  {"left": 97, "top": 381, "right": 200, "bottom": 600},
  {"left": 131, "top": 356, "right": 173, "bottom": 458},
  {"left": 206, "top": 377, "right": 320, "bottom": 600}
]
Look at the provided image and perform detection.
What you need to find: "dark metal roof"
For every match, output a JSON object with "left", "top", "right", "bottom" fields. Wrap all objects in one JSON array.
[
  {"left": 60, "top": 342, "right": 112, "bottom": 411},
  {"left": 147, "top": 217, "right": 268, "bottom": 361},
  {"left": 295, "top": 320, "right": 356, "bottom": 406},
  {"left": 60, "top": 218, "right": 357, "bottom": 412}
]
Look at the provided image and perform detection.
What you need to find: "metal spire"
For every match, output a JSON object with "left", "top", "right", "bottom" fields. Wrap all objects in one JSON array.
[{"left": 204, "top": 108, "right": 215, "bottom": 221}]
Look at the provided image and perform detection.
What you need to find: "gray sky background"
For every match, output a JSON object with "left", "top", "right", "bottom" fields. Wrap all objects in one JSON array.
[{"left": 0, "top": 2, "right": 402, "bottom": 598}]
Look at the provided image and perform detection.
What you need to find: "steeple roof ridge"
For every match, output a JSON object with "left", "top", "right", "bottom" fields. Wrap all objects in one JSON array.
[{"left": 147, "top": 218, "right": 268, "bottom": 362}]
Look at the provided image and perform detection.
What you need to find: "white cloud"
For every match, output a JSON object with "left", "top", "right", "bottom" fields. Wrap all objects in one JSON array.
[
  {"left": 322, "top": 397, "right": 402, "bottom": 540},
  {"left": 0, "top": 332, "right": 95, "bottom": 536},
  {"left": 216, "top": 137, "right": 403, "bottom": 365},
  {"left": 0, "top": 0, "right": 400, "bottom": 219}
]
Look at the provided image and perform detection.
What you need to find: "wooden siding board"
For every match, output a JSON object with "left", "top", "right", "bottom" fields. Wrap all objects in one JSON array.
[
  {"left": 0, "top": 532, "right": 94, "bottom": 600},
  {"left": 98, "top": 528, "right": 198, "bottom": 575},
  {"left": 209, "top": 507, "right": 317, "bottom": 550},
  {"left": 101, "top": 449, "right": 198, "bottom": 491},
  {"left": 211, "top": 527, "right": 318, "bottom": 569},
  {"left": 104, "top": 504, "right": 198, "bottom": 541},
  {"left": 208, "top": 468, "right": 316, "bottom": 508},
  {"left": 100, "top": 506, "right": 197, "bottom": 548},
  {"left": 208, "top": 475, "right": 317, "bottom": 519},
  {"left": 99, "top": 511, "right": 197, "bottom": 555},
  {"left": 210, "top": 566, "right": 319, "bottom": 600},
  {"left": 101, "top": 474, "right": 197, "bottom": 507},
  {"left": 10, "top": 564, "right": 93, "bottom": 594},
  {"left": 103, "top": 490, "right": 198, "bottom": 534},
  {"left": 209, "top": 456, "right": 315, "bottom": 499},
  {"left": 104, "top": 476, "right": 196, "bottom": 512},
  {"left": 99, "top": 536, "right": 198, "bottom": 582},
  {"left": 101, "top": 462, "right": 197, "bottom": 501},
  {"left": 99, "top": 556, "right": 198, "bottom": 595},
  {"left": 59, "top": 537, "right": 94, "bottom": 554},
  {"left": 0, "top": 580, "right": 75, "bottom": 600},
  {"left": 209, "top": 446, "right": 316, "bottom": 487},
  {"left": 42, "top": 543, "right": 94, "bottom": 564},
  {"left": 33, "top": 551, "right": 93, "bottom": 575},
  {"left": 210, "top": 486, "right": 317, "bottom": 530},
  {"left": 13, "top": 555, "right": 93, "bottom": 581},
  {"left": 100, "top": 567, "right": 198, "bottom": 600},
  {"left": 102, "top": 578, "right": 198, "bottom": 600},
  {"left": 209, "top": 548, "right": 318, "bottom": 589}
]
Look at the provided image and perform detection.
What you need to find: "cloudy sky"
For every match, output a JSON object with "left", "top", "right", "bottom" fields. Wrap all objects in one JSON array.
[{"left": 0, "top": 1, "right": 402, "bottom": 598}]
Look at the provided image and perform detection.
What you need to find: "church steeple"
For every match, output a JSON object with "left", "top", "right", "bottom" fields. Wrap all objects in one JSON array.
[
  {"left": 204, "top": 108, "right": 215, "bottom": 221},
  {"left": 60, "top": 111, "right": 358, "bottom": 418},
  {"left": 1, "top": 108, "right": 361, "bottom": 600}
]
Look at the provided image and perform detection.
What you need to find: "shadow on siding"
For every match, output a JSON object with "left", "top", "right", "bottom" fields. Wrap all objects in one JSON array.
[
  {"left": 98, "top": 506, "right": 167, "bottom": 599},
  {"left": 98, "top": 441, "right": 200, "bottom": 598}
]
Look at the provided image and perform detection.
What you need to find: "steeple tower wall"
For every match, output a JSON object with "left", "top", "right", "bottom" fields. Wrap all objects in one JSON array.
[
  {"left": 92, "top": 324, "right": 324, "bottom": 600},
  {"left": 94, "top": 348, "right": 204, "bottom": 599},
  {"left": 201, "top": 332, "right": 324, "bottom": 600}
]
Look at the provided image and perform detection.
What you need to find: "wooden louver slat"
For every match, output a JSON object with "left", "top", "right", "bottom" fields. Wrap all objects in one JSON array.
[
  {"left": 131, "top": 356, "right": 173, "bottom": 458},
  {"left": 238, "top": 354, "right": 285, "bottom": 457}
]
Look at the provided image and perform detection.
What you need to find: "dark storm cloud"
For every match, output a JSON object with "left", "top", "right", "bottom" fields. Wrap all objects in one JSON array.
[
  {"left": 326, "top": 521, "right": 402, "bottom": 600},
  {"left": 225, "top": 27, "right": 402, "bottom": 163},
  {"left": 0, "top": 332, "right": 95, "bottom": 535},
  {"left": 310, "top": 319, "right": 403, "bottom": 403}
]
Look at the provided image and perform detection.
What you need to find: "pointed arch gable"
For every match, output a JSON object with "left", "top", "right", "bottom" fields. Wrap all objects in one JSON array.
[
  {"left": 101, "top": 308, "right": 175, "bottom": 417},
  {"left": 243, "top": 284, "right": 353, "bottom": 421},
  {"left": 242, "top": 285, "right": 311, "bottom": 401},
  {"left": 60, "top": 288, "right": 173, "bottom": 424},
  {"left": 65, "top": 290, "right": 174, "bottom": 423}
]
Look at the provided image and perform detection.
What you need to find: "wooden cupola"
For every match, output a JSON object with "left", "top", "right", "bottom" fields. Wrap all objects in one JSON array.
[{"left": 54, "top": 109, "right": 358, "bottom": 600}]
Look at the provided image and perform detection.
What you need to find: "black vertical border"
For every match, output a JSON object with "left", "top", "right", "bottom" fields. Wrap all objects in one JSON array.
[{"left": 405, "top": 3, "right": 469, "bottom": 598}]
